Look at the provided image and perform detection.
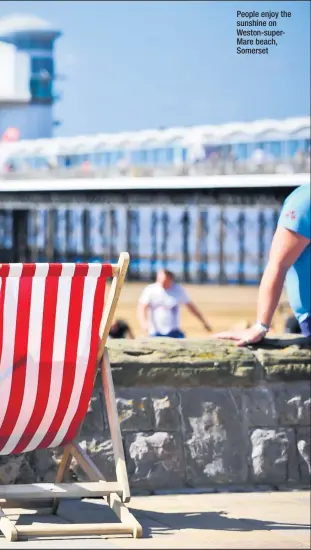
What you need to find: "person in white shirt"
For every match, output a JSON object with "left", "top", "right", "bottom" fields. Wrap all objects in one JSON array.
[{"left": 138, "top": 269, "right": 212, "bottom": 338}]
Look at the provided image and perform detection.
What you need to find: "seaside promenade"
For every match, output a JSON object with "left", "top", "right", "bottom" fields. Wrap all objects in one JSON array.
[{"left": 0, "top": 490, "right": 309, "bottom": 549}]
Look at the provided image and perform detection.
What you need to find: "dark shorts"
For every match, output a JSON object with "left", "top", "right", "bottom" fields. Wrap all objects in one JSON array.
[
  {"left": 299, "top": 317, "right": 311, "bottom": 338},
  {"left": 151, "top": 329, "right": 185, "bottom": 339},
  {"left": 284, "top": 315, "right": 301, "bottom": 334}
]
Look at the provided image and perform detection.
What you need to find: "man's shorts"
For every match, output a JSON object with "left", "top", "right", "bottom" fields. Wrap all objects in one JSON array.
[
  {"left": 299, "top": 317, "right": 311, "bottom": 338},
  {"left": 151, "top": 329, "right": 185, "bottom": 339}
]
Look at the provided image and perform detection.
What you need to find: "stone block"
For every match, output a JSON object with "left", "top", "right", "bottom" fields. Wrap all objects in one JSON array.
[
  {"left": 185, "top": 424, "right": 248, "bottom": 486},
  {"left": 181, "top": 388, "right": 248, "bottom": 486},
  {"left": 15, "top": 461, "right": 38, "bottom": 483},
  {"left": 116, "top": 389, "right": 153, "bottom": 432},
  {"left": 150, "top": 389, "right": 180, "bottom": 431},
  {"left": 73, "top": 436, "right": 117, "bottom": 482},
  {"left": 125, "top": 432, "right": 185, "bottom": 490},
  {"left": 80, "top": 392, "right": 106, "bottom": 437},
  {"left": 250, "top": 428, "right": 298, "bottom": 484},
  {"left": 242, "top": 387, "right": 278, "bottom": 427},
  {"left": 180, "top": 388, "right": 245, "bottom": 431},
  {"left": 30, "top": 448, "right": 61, "bottom": 482},
  {"left": 0, "top": 454, "right": 28, "bottom": 484},
  {"left": 273, "top": 382, "right": 311, "bottom": 426},
  {"left": 255, "top": 343, "right": 311, "bottom": 382},
  {"left": 30, "top": 438, "right": 117, "bottom": 484},
  {"left": 0, "top": 448, "right": 66, "bottom": 485},
  {"left": 108, "top": 338, "right": 261, "bottom": 387},
  {"left": 296, "top": 426, "right": 311, "bottom": 485}
]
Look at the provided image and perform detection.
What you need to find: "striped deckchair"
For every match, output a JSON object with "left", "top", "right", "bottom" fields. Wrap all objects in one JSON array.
[{"left": 0, "top": 253, "right": 142, "bottom": 541}]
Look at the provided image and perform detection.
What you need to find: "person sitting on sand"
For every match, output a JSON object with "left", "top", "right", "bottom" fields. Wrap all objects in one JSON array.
[
  {"left": 109, "top": 319, "right": 135, "bottom": 339},
  {"left": 138, "top": 268, "right": 212, "bottom": 338}
]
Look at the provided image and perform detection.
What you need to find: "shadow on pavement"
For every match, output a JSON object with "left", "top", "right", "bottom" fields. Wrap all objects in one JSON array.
[
  {"left": 9, "top": 500, "right": 310, "bottom": 542},
  {"left": 130, "top": 508, "right": 311, "bottom": 538}
]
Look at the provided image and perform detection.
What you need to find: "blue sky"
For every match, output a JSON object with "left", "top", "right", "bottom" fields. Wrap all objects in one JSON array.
[{"left": 0, "top": 0, "right": 310, "bottom": 136}]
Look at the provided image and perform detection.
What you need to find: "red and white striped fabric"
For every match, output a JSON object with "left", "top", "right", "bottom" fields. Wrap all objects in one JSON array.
[{"left": 0, "top": 263, "right": 113, "bottom": 456}]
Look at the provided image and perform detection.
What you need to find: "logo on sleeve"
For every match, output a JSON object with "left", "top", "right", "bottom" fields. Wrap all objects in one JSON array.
[{"left": 285, "top": 210, "right": 296, "bottom": 220}]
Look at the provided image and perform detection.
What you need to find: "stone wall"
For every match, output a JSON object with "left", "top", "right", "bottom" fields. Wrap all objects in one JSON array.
[{"left": 0, "top": 336, "right": 310, "bottom": 493}]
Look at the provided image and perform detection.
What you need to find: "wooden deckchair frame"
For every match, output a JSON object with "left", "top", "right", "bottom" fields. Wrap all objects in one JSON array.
[{"left": 0, "top": 252, "right": 143, "bottom": 541}]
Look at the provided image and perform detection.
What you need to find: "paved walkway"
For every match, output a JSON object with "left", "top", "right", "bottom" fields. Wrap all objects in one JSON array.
[{"left": 0, "top": 491, "right": 310, "bottom": 549}]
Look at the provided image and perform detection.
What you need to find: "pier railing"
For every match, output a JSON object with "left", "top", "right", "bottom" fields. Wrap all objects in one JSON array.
[{"left": 0, "top": 201, "right": 282, "bottom": 284}]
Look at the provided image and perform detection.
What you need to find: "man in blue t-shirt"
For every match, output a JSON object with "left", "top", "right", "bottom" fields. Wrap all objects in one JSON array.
[
  {"left": 216, "top": 184, "right": 311, "bottom": 344},
  {"left": 278, "top": 184, "right": 310, "bottom": 335}
]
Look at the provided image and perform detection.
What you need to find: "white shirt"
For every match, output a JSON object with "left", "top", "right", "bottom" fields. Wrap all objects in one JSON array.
[{"left": 139, "top": 282, "right": 190, "bottom": 335}]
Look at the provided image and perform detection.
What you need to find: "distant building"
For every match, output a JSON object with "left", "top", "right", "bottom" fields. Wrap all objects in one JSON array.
[
  {"left": 2, "top": 116, "right": 310, "bottom": 171},
  {"left": 0, "top": 115, "right": 309, "bottom": 184},
  {"left": 0, "top": 14, "right": 62, "bottom": 140}
]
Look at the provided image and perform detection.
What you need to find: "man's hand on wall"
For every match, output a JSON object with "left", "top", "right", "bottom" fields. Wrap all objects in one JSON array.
[{"left": 214, "top": 325, "right": 266, "bottom": 346}]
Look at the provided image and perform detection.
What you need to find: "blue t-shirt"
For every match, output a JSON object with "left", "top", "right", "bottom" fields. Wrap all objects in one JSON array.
[{"left": 278, "top": 184, "right": 311, "bottom": 322}]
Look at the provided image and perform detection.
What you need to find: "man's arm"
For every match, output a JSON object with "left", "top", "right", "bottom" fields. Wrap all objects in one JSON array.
[
  {"left": 256, "top": 226, "right": 309, "bottom": 327},
  {"left": 215, "top": 225, "right": 310, "bottom": 345},
  {"left": 185, "top": 302, "right": 212, "bottom": 332},
  {"left": 138, "top": 301, "right": 149, "bottom": 334},
  {"left": 137, "top": 286, "right": 152, "bottom": 334},
  {"left": 126, "top": 326, "right": 135, "bottom": 339}
]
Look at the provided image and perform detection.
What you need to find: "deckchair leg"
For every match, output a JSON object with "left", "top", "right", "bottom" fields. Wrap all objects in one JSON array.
[
  {"left": 67, "top": 443, "right": 143, "bottom": 537},
  {"left": 108, "top": 493, "right": 143, "bottom": 538},
  {"left": 0, "top": 508, "right": 18, "bottom": 542},
  {"left": 97, "top": 252, "right": 130, "bottom": 362},
  {"left": 101, "top": 347, "right": 131, "bottom": 503},
  {"left": 52, "top": 444, "right": 73, "bottom": 514}
]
